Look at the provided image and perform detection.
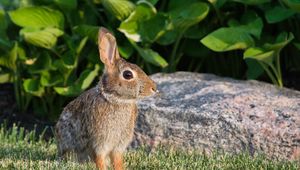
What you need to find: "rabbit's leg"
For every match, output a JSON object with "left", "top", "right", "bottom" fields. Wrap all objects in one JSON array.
[
  {"left": 109, "top": 151, "right": 124, "bottom": 170},
  {"left": 94, "top": 154, "right": 106, "bottom": 170},
  {"left": 93, "top": 143, "right": 111, "bottom": 169}
]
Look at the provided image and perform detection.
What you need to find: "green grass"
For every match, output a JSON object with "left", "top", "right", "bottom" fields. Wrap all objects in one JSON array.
[{"left": 0, "top": 123, "right": 299, "bottom": 170}]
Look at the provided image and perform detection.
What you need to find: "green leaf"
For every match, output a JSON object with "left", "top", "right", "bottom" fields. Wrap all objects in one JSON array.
[
  {"left": 76, "top": 37, "right": 89, "bottom": 55},
  {"left": 0, "top": 43, "right": 18, "bottom": 70},
  {"left": 54, "top": 85, "right": 81, "bottom": 97},
  {"left": 264, "top": 32, "right": 294, "bottom": 52},
  {"left": 17, "top": 46, "right": 27, "bottom": 60},
  {"left": 0, "top": 73, "right": 12, "bottom": 83},
  {"left": 54, "top": 0, "right": 77, "bottom": 10},
  {"left": 146, "top": 0, "right": 159, "bottom": 5},
  {"left": 227, "top": 11, "right": 263, "bottom": 39},
  {"left": 294, "top": 42, "right": 300, "bottom": 50},
  {"left": 208, "top": 0, "right": 227, "bottom": 8},
  {"left": 40, "top": 71, "right": 63, "bottom": 87},
  {"left": 78, "top": 64, "right": 100, "bottom": 90},
  {"left": 27, "top": 53, "right": 51, "bottom": 74},
  {"left": 53, "top": 59, "right": 70, "bottom": 77},
  {"left": 231, "top": 0, "right": 270, "bottom": 5},
  {"left": 157, "top": 30, "right": 179, "bottom": 45},
  {"left": 63, "top": 34, "right": 77, "bottom": 54},
  {"left": 227, "top": 19, "right": 240, "bottom": 27},
  {"left": 0, "top": 10, "right": 8, "bottom": 39},
  {"left": 102, "top": 0, "right": 136, "bottom": 21},
  {"left": 133, "top": 43, "right": 168, "bottom": 67},
  {"left": 119, "top": 1, "right": 172, "bottom": 43},
  {"left": 9, "top": 6, "right": 64, "bottom": 29},
  {"left": 0, "top": 10, "right": 7, "bottom": 30},
  {"left": 243, "top": 47, "right": 274, "bottom": 66},
  {"left": 169, "top": 2, "right": 209, "bottom": 30},
  {"left": 0, "top": 39, "right": 11, "bottom": 50},
  {"left": 118, "top": 41, "right": 134, "bottom": 59},
  {"left": 276, "top": 32, "right": 293, "bottom": 43},
  {"left": 20, "top": 27, "right": 64, "bottom": 49},
  {"left": 239, "top": 12, "right": 263, "bottom": 39},
  {"left": 282, "top": 0, "right": 300, "bottom": 12},
  {"left": 54, "top": 65, "right": 100, "bottom": 96},
  {"left": 73, "top": 25, "right": 99, "bottom": 42},
  {"left": 139, "top": 13, "right": 171, "bottom": 42},
  {"left": 93, "top": 0, "right": 101, "bottom": 4},
  {"left": 23, "top": 78, "right": 45, "bottom": 97},
  {"left": 119, "top": 1, "right": 156, "bottom": 41},
  {"left": 243, "top": 32, "right": 294, "bottom": 86},
  {"left": 265, "top": 6, "right": 295, "bottom": 23},
  {"left": 245, "top": 58, "right": 264, "bottom": 79},
  {"left": 168, "top": 0, "right": 198, "bottom": 10},
  {"left": 61, "top": 51, "right": 76, "bottom": 69},
  {"left": 201, "top": 27, "right": 254, "bottom": 52}
]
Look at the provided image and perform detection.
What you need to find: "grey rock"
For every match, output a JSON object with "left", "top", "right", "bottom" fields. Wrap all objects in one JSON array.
[{"left": 133, "top": 72, "right": 300, "bottom": 160}]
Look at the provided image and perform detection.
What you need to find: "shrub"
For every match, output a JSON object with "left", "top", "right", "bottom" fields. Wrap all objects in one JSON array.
[{"left": 0, "top": 0, "right": 300, "bottom": 119}]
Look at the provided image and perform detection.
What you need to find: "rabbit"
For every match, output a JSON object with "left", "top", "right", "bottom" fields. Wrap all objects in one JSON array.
[{"left": 55, "top": 27, "right": 157, "bottom": 170}]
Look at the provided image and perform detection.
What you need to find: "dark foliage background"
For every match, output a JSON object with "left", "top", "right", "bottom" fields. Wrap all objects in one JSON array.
[{"left": 0, "top": 0, "right": 300, "bottom": 120}]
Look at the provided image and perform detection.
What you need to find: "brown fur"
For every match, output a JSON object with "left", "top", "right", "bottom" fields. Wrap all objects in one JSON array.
[{"left": 55, "top": 28, "right": 156, "bottom": 170}]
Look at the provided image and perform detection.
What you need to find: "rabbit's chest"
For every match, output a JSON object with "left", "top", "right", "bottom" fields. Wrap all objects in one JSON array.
[
  {"left": 107, "top": 109, "right": 132, "bottom": 129},
  {"left": 93, "top": 104, "right": 135, "bottom": 140}
]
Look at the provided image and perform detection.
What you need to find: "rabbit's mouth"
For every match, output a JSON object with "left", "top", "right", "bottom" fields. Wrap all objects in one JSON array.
[
  {"left": 138, "top": 87, "right": 158, "bottom": 99},
  {"left": 151, "top": 88, "right": 159, "bottom": 94}
]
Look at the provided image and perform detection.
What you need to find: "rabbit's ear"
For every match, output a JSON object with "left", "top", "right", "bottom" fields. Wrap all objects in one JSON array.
[{"left": 98, "top": 27, "right": 120, "bottom": 68}]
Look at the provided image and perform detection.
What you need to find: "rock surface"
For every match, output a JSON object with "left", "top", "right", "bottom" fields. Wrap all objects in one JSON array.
[{"left": 133, "top": 72, "right": 300, "bottom": 160}]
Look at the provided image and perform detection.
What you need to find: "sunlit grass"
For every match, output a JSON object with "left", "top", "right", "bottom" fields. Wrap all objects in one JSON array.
[{"left": 0, "top": 123, "right": 299, "bottom": 170}]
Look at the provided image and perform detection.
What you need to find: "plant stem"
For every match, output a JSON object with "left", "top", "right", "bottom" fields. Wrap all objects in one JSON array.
[
  {"left": 269, "top": 64, "right": 282, "bottom": 87},
  {"left": 269, "top": 64, "right": 280, "bottom": 80},
  {"left": 174, "top": 38, "right": 187, "bottom": 69},
  {"left": 14, "top": 61, "right": 24, "bottom": 113},
  {"left": 194, "top": 59, "right": 204, "bottom": 72},
  {"left": 13, "top": 74, "right": 21, "bottom": 112},
  {"left": 275, "top": 52, "right": 283, "bottom": 87},
  {"left": 169, "top": 32, "right": 184, "bottom": 72},
  {"left": 24, "top": 95, "right": 32, "bottom": 111},
  {"left": 259, "top": 63, "right": 279, "bottom": 86},
  {"left": 264, "top": 53, "right": 283, "bottom": 88},
  {"left": 212, "top": 4, "right": 224, "bottom": 26},
  {"left": 159, "top": 0, "right": 168, "bottom": 11}
]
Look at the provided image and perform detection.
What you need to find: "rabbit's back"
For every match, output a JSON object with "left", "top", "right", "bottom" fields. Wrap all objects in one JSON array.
[{"left": 55, "top": 87, "right": 99, "bottom": 156}]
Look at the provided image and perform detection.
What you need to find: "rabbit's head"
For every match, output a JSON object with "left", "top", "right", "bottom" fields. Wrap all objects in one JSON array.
[{"left": 98, "top": 27, "right": 157, "bottom": 101}]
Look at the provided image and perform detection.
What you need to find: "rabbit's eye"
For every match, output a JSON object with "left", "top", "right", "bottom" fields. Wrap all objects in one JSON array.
[{"left": 123, "top": 70, "right": 133, "bottom": 80}]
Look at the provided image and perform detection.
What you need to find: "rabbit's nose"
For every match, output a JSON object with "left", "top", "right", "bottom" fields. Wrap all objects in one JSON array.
[{"left": 151, "top": 87, "right": 159, "bottom": 93}]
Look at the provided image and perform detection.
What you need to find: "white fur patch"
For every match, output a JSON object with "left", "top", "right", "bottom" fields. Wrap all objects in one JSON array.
[{"left": 101, "top": 90, "right": 136, "bottom": 104}]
